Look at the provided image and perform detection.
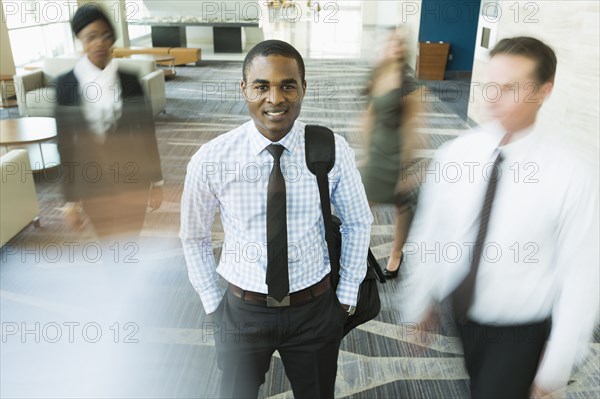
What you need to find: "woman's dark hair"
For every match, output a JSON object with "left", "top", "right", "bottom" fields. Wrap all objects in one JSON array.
[{"left": 71, "top": 3, "right": 115, "bottom": 37}]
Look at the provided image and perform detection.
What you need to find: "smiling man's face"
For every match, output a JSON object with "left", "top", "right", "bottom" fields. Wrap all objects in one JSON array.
[{"left": 241, "top": 55, "right": 306, "bottom": 142}]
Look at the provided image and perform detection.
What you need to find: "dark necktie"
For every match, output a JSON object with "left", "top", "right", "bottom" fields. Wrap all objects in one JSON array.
[
  {"left": 452, "top": 150, "right": 504, "bottom": 321},
  {"left": 265, "top": 144, "right": 289, "bottom": 302}
]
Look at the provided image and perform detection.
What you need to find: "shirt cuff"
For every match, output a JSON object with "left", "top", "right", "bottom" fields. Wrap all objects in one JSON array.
[
  {"left": 335, "top": 277, "right": 360, "bottom": 306},
  {"left": 151, "top": 180, "right": 164, "bottom": 187},
  {"left": 534, "top": 340, "right": 577, "bottom": 392},
  {"left": 199, "top": 285, "right": 227, "bottom": 314}
]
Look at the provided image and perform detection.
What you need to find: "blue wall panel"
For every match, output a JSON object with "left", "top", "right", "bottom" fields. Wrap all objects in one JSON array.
[{"left": 418, "top": 0, "right": 481, "bottom": 72}]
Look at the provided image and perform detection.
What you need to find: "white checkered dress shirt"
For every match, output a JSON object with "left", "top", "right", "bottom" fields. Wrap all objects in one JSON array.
[{"left": 180, "top": 120, "right": 373, "bottom": 314}]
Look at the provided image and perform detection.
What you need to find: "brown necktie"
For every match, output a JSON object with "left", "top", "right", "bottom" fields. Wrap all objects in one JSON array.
[
  {"left": 265, "top": 144, "right": 289, "bottom": 302},
  {"left": 452, "top": 150, "right": 504, "bottom": 321}
]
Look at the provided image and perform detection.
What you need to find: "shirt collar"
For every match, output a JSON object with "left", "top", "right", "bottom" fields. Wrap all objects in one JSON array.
[
  {"left": 479, "top": 121, "right": 538, "bottom": 161},
  {"left": 247, "top": 120, "right": 302, "bottom": 157},
  {"left": 73, "top": 55, "right": 118, "bottom": 87},
  {"left": 497, "top": 123, "right": 538, "bottom": 158}
]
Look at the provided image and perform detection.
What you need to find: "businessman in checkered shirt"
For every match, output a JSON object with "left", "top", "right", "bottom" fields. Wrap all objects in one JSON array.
[{"left": 180, "top": 40, "right": 372, "bottom": 398}]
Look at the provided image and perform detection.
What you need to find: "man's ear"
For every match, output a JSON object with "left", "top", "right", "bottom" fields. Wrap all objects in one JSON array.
[
  {"left": 539, "top": 81, "right": 553, "bottom": 105},
  {"left": 302, "top": 80, "right": 307, "bottom": 93},
  {"left": 240, "top": 80, "right": 248, "bottom": 100},
  {"left": 542, "top": 81, "right": 553, "bottom": 97}
]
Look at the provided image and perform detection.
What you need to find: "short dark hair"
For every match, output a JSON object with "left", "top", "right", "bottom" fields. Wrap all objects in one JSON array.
[
  {"left": 242, "top": 40, "right": 305, "bottom": 82},
  {"left": 490, "top": 36, "right": 557, "bottom": 84},
  {"left": 71, "top": 3, "right": 115, "bottom": 37}
]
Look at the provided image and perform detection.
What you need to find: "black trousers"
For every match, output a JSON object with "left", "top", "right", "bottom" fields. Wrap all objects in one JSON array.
[
  {"left": 458, "top": 318, "right": 551, "bottom": 399},
  {"left": 211, "top": 286, "right": 346, "bottom": 399}
]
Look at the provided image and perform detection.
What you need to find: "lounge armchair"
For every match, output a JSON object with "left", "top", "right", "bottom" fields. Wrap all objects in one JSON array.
[{"left": 14, "top": 56, "right": 166, "bottom": 117}]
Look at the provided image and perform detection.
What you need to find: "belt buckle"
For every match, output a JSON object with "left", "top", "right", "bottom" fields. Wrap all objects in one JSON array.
[{"left": 266, "top": 295, "right": 290, "bottom": 307}]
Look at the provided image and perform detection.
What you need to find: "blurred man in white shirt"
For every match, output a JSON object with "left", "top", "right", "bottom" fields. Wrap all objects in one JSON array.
[{"left": 402, "top": 37, "right": 599, "bottom": 399}]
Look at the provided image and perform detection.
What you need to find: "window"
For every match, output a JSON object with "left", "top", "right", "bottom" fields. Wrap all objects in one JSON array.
[
  {"left": 3, "top": 0, "right": 77, "bottom": 67},
  {"left": 125, "top": 0, "right": 150, "bottom": 45}
]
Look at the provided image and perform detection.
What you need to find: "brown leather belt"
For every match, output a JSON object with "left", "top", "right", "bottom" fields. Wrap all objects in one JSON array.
[{"left": 228, "top": 276, "right": 331, "bottom": 307}]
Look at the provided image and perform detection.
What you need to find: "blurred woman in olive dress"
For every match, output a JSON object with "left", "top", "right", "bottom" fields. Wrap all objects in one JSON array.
[
  {"left": 56, "top": 4, "right": 163, "bottom": 239},
  {"left": 361, "top": 28, "right": 425, "bottom": 278}
]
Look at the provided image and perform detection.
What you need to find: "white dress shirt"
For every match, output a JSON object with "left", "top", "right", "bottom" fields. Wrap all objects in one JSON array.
[
  {"left": 403, "top": 121, "right": 599, "bottom": 391},
  {"left": 73, "top": 55, "right": 122, "bottom": 139},
  {"left": 180, "top": 120, "right": 373, "bottom": 314}
]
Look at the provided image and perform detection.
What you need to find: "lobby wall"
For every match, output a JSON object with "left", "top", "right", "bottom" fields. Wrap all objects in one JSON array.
[
  {"left": 418, "top": 0, "right": 481, "bottom": 77},
  {"left": 0, "top": 5, "right": 16, "bottom": 76},
  {"left": 468, "top": 1, "right": 599, "bottom": 166},
  {"left": 361, "top": 0, "right": 423, "bottom": 70}
]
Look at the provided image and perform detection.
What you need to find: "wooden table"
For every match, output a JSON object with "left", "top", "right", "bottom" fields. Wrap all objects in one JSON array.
[
  {"left": 130, "top": 54, "right": 176, "bottom": 78},
  {"left": 0, "top": 117, "right": 60, "bottom": 171}
]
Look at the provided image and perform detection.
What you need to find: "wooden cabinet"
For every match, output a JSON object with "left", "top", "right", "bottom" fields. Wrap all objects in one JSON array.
[{"left": 416, "top": 42, "right": 450, "bottom": 80}]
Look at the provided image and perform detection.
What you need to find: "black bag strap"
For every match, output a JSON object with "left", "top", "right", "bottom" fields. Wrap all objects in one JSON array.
[
  {"left": 305, "top": 125, "right": 341, "bottom": 287},
  {"left": 305, "top": 125, "right": 387, "bottom": 285}
]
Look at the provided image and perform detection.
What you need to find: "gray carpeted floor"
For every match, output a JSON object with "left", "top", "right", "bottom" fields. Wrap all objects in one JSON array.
[{"left": 1, "top": 60, "right": 598, "bottom": 399}]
